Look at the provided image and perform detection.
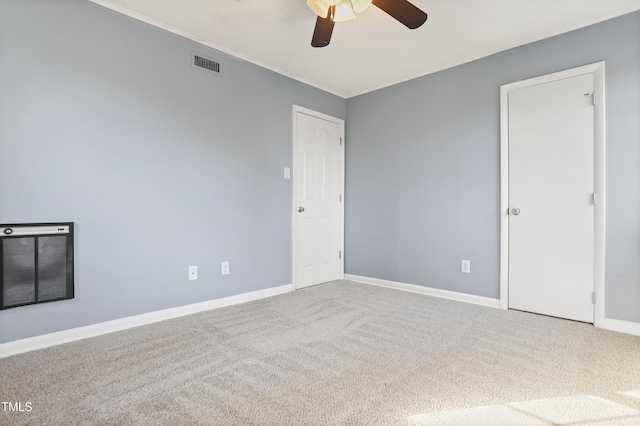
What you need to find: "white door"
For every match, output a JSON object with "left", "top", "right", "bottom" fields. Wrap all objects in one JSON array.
[
  {"left": 507, "top": 73, "right": 595, "bottom": 323},
  {"left": 293, "top": 107, "right": 344, "bottom": 289}
]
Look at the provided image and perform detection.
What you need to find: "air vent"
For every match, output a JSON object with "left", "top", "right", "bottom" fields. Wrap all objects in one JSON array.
[{"left": 191, "top": 52, "right": 222, "bottom": 77}]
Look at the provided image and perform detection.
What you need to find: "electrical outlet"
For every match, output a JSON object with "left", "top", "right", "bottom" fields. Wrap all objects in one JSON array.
[
  {"left": 189, "top": 265, "right": 198, "bottom": 280},
  {"left": 461, "top": 260, "right": 471, "bottom": 274},
  {"left": 221, "top": 261, "right": 230, "bottom": 276}
]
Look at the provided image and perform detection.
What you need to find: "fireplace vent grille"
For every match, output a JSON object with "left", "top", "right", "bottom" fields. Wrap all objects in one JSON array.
[{"left": 1, "top": 222, "right": 74, "bottom": 310}]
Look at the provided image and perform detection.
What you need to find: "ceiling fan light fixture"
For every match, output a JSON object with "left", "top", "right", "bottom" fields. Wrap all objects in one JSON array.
[
  {"left": 310, "top": 0, "right": 428, "bottom": 48},
  {"left": 333, "top": 0, "right": 356, "bottom": 22},
  {"left": 307, "top": 0, "right": 330, "bottom": 18},
  {"left": 350, "top": 0, "right": 372, "bottom": 14}
]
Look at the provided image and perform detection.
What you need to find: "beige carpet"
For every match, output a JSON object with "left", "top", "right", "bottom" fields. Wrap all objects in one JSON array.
[{"left": 1, "top": 280, "right": 640, "bottom": 425}]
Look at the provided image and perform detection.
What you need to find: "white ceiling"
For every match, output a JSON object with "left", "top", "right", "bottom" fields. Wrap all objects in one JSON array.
[{"left": 90, "top": 0, "right": 640, "bottom": 98}]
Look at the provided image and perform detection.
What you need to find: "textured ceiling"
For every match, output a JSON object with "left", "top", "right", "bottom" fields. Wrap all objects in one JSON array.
[{"left": 89, "top": 0, "right": 640, "bottom": 98}]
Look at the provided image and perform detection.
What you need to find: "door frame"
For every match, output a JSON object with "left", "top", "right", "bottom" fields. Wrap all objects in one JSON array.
[
  {"left": 291, "top": 105, "right": 345, "bottom": 289},
  {"left": 499, "top": 62, "right": 606, "bottom": 327}
]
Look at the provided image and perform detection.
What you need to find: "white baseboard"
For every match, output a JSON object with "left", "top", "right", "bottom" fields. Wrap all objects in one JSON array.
[
  {"left": 600, "top": 317, "right": 640, "bottom": 337},
  {"left": 0, "top": 284, "right": 294, "bottom": 358},
  {"left": 4, "top": 278, "right": 637, "bottom": 358},
  {"left": 345, "top": 274, "right": 501, "bottom": 309},
  {"left": 346, "top": 274, "right": 640, "bottom": 337}
]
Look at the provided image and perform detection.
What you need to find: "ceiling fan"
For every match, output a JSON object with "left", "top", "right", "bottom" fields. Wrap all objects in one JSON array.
[{"left": 307, "top": 0, "right": 428, "bottom": 47}]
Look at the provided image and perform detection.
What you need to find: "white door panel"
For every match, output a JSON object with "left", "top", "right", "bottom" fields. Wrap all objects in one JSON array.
[
  {"left": 508, "top": 73, "right": 595, "bottom": 323},
  {"left": 294, "top": 109, "right": 344, "bottom": 288}
]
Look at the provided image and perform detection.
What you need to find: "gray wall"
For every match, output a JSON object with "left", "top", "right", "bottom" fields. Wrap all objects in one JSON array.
[
  {"left": 345, "top": 11, "right": 640, "bottom": 323},
  {"left": 0, "top": 0, "right": 345, "bottom": 343}
]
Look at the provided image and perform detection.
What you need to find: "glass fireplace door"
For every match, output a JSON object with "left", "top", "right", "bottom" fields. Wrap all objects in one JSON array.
[{"left": 1, "top": 223, "right": 74, "bottom": 310}]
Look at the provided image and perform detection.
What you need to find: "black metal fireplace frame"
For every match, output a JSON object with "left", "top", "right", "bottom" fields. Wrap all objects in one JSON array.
[{"left": 0, "top": 222, "right": 74, "bottom": 310}]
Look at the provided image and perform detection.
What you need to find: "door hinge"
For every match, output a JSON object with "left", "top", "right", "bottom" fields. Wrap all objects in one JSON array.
[
  {"left": 339, "top": 251, "right": 342, "bottom": 259},
  {"left": 340, "top": 137, "right": 343, "bottom": 146},
  {"left": 592, "top": 92, "right": 597, "bottom": 106},
  {"left": 592, "top": 291, "right": 596, "bottom": 304},
  {"left": 592, "top": 192, "right": 597, "bottom": 205},
  {"left": 339, "top": 194, "right": 342, "bottom": 202}
]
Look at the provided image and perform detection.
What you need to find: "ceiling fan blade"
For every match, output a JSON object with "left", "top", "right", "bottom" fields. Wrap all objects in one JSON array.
[
  {"left": 372, "top": 0, "right": 427, "bottom": 29},
  {"left": 311, "top": 7, "right": 335, "bottom": 48}
]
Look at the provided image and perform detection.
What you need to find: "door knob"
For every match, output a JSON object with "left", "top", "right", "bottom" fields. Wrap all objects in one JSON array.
[
  {"left": 298, "top": 207, "right": 305, "bottom": 213},
  {"left": 511, "top": 207, "right": 521, "bottom": 215}
]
